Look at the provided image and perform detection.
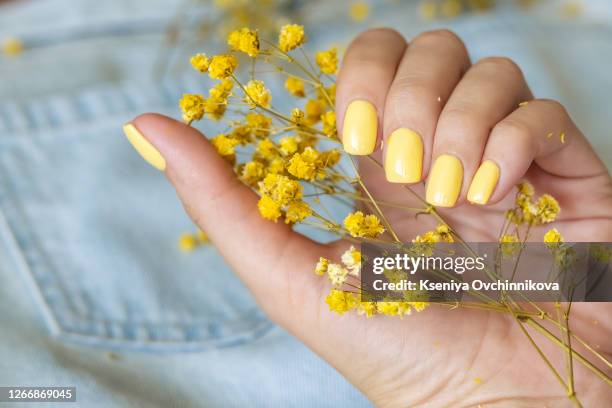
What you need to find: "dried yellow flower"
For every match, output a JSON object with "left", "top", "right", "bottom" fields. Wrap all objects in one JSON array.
[
  {"left": 279, "top": 136, "right": 299, "bottom": 155},
  {"left": 278, "top": 24, "right": 306, "bottom": 52},
  {"left": 241, "top": 161, "right": 265, "bottom": 186},
  {"left": 211, "top": 133, "right": 239, "bottom": 156},
  {"left": 344, "top": 211, "right": 385, "bottom": 238},
  {"left": 536, "top": 194, "right": 560, "bottom": 224},
  {"left": 257, "top": 195, "right": 282, "bottom": 222},
  {"left": 179, "top": 94, "right": 206, "bottom": 123},
  {"left": 190, "top": 53, "right": 210, "bottom": 73},
  {"left": 205, "top": 79, "right": 233, "bottom": 120},
  {"left": 315, "top": 47, "right": 338, "bottom": 74},
  {"left": 246, "top": 113, "right": 272, "bottom": 138},
  {"left": 349, "top": 1, "right": 370, "bottom": 22},
  {"left": 285, "top": 201, "right": 312, "bottom": 224},
  {"left": 325, "top": 289, "right": 357, "bottom": 315},
  {"left": 259, "top": 173, "right": 302, "bottom": 206},
  {"left": 244, "top": 79, "right": 271, "bottom": 108},
  {"left": 321, "top": 111, "right": 337, "bottom": 138},
  {"left": 2, "top": 37, "right": 23, "bottom": 56},
  {"left": 178, "top": 234, "right": 198, "bottom": 252},
  {"left": 227, "top": 27, "right": 260, "bottom": 57},
  {"left": 208, "top": 54, "right": 238, "bottom": 79},
  {"left": 315, "top": 257, "right": 330, "bottom": 276},
  {"left": 285, "top": 76, "right": 305, "bottom": 97},
  {"left": 544, "top": 228, "right": 563, "bottom": 244}
]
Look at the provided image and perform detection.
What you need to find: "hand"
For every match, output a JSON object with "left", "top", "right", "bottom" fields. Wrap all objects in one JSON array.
[{"left": 125, "top": 28, "right": 612, "bottom": 407}]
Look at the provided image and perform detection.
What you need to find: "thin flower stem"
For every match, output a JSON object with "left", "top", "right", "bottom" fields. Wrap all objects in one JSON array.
[
  {"left": 526, "top": 318, "right": 612, "bottom": 386},
  {"left": 543, "top": 314, "right": 612, "bottom": 369},
  {"left": 513, "top": 315, "right": 569, "bottom": 392},
  {"left": 348, "top": 156, "right": 401, "bottom": 243}
]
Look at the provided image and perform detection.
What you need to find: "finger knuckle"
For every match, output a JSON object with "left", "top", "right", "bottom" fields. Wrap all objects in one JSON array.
[
  {"left": 536, "top": 98, "right": 568, "bottom": 116},
  {"left": 353, "top": 27, "right": 404, "bottom": 47},
  {"left": 476, "top": 56, "right": 523, "bottom": 78},
  {"left": 413, "top": 29, "right": 464, "bottom": 48},
  {"left": 442, "top": 104, "right": 486, "bottom": 130},
  {"left": 493, "top": 120, "right": 536, "bottom": 151}
]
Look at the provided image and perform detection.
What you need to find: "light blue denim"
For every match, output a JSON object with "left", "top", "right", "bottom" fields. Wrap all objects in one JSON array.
[{"left": 0, "top": 0, "right": 611, "bottom": 406}]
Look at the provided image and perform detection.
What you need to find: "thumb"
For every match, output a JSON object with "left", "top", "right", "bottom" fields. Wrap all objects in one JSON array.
[{"left": 123, "top": 113, "right": 330, "bottom": 327}]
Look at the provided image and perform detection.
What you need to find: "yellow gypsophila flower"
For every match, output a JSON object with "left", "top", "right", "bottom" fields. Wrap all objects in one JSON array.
[
  {"left": 536, "top": 194, "right": 560, "bottom": 224},
  {"left": 179, "top": 94, "right": 206, "bottom": 123},
  {"left": 441, "top": 0, "right": 463, "bottom": 18},
  {"left": 227, "top": 27, "right": 260, "bottom": 57},
  {"left": 244, "top": 79, "right": 271, "bottom": 108},
  {"left": 241, "top": 161, "right": 265, "bottom": 187},
  {"left": 285, "top": 200, "right": 312, "bottom": 224},
  {"left": 287, "top": 147, "right": 321, "bottom": 181},
  {"left": 196, "top": 229, "right": 209, "bottom": 243},
  {"left": 2, "top": 37, "right": 23, "bottom": 56},
  {"left": 257, "top": 195, "right": 282, "bottom": 222},
  {"left": 358, "top": 301, "right": 376, "bottom": 318},
  {"left": 319, "top": 149, "right": 341, "bottom": 168},
  {"left": 178, "top": 234, "right": 198, "bottom": 252},
  {"left": 285, "top": 76, "right": 305, "bottom": 97},
  {"left": 327, "top": 263, "right": 349, "bottom": 286},
  {"left": 256, "top": 138, "right": 278, "bottom": 160},
  {"left": 321, "top": 111, "right": 337, "bottom": 138},
  {"left": 291, "top": 108, "right": 305, "bottom": 125},
  {"left": 304, "top": 99, "right": 324, "bottom": 124},
  {"left": 341, "top": 246, "right": 361, "bottom": 276},
  {"left": 278, "top": 24, "right": 306, "bottom": 52},
  {"left": 315, "top": 47, "right": 338, "bottom": 74},
  {"left": 208, "top": 54, "right": 238, "bottom": 79},
  {"left": 315, "top": 257, "right": 330, "bottom": 276},
  {"left": 190, "top": 53, "right": 210, "bottom": 73},
  {"left": 518, "top": 181, "right": 535, "bottom": 197},
  {"left": 279, "top": 136, "right": 299, "bottom": 155},
  {"left": 205, "top": 79, "right": 233, "bottom": 120},
  {"left": 246, "top": 113, "right": 272, "bottom": 138},
  {"left": 211, "top": 133, "right": 239, "bottom": 156},
  {"left": 500, "top": 234, "right": 520, "bottom": 256},
  {"left": 325, "top": 289, "right": 357, "bottom": 315},
  {"left": 318, "top": 83, "right": 336, "bottom": 105},
  {"left": 419, "top": 0, "right": 438, "bottom": 20},
  {"left": 259, "top": 173, "right": 302, "bottom": 206},
  {"left": 544, "top": 228, "right": 563, "bottom": 244},
  {"left": 349, "top": 1, "right": 370, "bottom": 22},
  {"left": 344, "top": 211, "right": 385, "bottom": 238}
]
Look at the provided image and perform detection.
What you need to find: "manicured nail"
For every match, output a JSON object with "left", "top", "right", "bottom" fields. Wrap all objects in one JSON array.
[
  {"left": 123, "top": 123, "right": 166, "bottom": 171},
  {"left": 426, "top": 154, "right": 463, "bottom": 207},
  {"left": 467, "top": 160, "right": 500, "bottom": 205},
  {"left": 342, "top": 100, "right": 377, "bottom": 155},
  {"left": 384, "top": 128, "right": 423, "bottom": 183}
]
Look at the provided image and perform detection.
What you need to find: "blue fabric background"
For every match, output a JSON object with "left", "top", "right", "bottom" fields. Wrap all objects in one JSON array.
[{"left": 0, "top": 0, "right": 610, "bottom": 406}]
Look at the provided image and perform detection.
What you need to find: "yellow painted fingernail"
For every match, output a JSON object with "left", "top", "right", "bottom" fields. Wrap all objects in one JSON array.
[
  {"left": 426, "top": 154, "right": 463, "bottom": 207},
  {"left": 123, "top": 123, "right": 166, "bottom": 171},
  {"left": 467, "top": 160, "right": 499, "bottom": 205},
  {"left": 384, "top": 128, "right": 423, "bottom": 183},
  {"left": 342, "top": 100, "right": 377, "bottom": 155}
]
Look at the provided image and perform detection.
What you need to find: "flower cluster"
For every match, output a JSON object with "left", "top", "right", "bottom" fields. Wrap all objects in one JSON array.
[
  {"left": 318, "top": 246, "right": 429, "bottom": 318},
  {"left": 505, "top": 181, "right": 560, "bottom": 226}
]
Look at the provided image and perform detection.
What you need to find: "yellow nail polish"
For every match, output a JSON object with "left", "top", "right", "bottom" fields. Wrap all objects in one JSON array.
[
  {"left": 467, "top": 160, "right": 500, "bottom": 205},
  {"left": 384, "top": 128, "right": 423, "bottom": 183},
  {"left": 123, "top": 123, "right": 166, "bottom": 171},
  {"left": 426, "top": 154, "right": 463, "bottom": 207},
  {"left": 342, "top": 100, "right": 377, "bottom": 155}
]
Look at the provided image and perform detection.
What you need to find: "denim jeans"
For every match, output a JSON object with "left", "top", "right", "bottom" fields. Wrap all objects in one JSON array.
[{"left": 0, "top": 0, "right": 610, "bottom": 406}]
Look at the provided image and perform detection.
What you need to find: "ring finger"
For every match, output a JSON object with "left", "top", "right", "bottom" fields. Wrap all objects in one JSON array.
[{"left": 426, "top": 56, "right": 533, "bottom": 207}]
